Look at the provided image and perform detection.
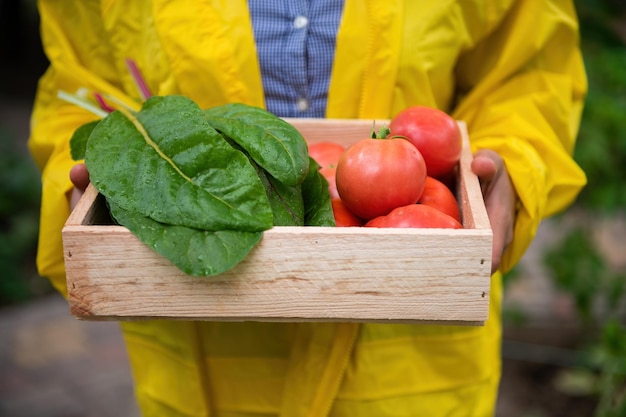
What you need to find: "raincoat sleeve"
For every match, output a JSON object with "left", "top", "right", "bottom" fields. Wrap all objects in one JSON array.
[
  {"left": 452, "top": 0, "right": 588, "bottom": 273},
  {"left": 28, "top": 1, "right": 131, "bottom": 295}
]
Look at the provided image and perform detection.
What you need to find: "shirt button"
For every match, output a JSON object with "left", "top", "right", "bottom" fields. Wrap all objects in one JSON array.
[
  {"left": 293, "top": 15, "right": 309, "bottom": 29},
  {"left": 296, "top": 98, "right": 309, "bottom": 112}
]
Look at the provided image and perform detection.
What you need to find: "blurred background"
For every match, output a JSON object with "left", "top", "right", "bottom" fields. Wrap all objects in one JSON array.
[{"left": 0, "top": 1, "right": 625, "bottom": 416}]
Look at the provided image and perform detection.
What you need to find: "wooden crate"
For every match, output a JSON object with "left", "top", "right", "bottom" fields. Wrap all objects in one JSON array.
[{"left": 62, "top": 119, "right": 492, "bottom": 324}]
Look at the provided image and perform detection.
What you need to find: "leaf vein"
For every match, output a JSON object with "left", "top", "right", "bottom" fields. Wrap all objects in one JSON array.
[{"left": 118, "top": 106, "right": 194, "bottom": 184}]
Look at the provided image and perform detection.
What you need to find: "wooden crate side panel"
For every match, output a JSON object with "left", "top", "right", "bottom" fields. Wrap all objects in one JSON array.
[
  {"left": 63, "top": 225, "right": 491, "bottom": 322},
  {"left": 456, "top": 122, "right": 491, "bottom": 232}
]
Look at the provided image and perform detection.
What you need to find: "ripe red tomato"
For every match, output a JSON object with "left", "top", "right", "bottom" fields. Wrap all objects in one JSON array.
[
  {"left": 364, "top": 204, "right": 463, "bottom": 229},
  {"left": 418, "top": 176, "right": 461, "bottom": 222},
  {"left": 331, "top": 198, "right": 363, "bottom": 227},
  {"left": 308, "top": 141, "right": 346, "bottom": 169},
  {"left": 336, "top": 137, "right": 427, "bottom": 220},
  {"left": 320, "top": 166, "right": 339, "bottom": 199},
  {"left": 389, "top": 106, "right": 462, "bottom": 178}
]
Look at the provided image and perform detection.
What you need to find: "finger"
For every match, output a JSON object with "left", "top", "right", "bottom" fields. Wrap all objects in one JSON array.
[
  {"left": 69, "top": 163, "right": 90, "bottom": 191},
  {"left": 486, "top": 175, "right": 516, "bottom": 273},
  {"left": 471, "top": 150, "right": 500, "bottom": 195},
  {"left": 70, "top": 187, "right": 84, "bottom": 211},
  {"left": 471, "top": 150, "right": 516, "bottom": 273},
  {"left": 470, "top": 154, "right": 497, "bottom": 181},
  {"left": 487, "top": 197, "right": 514, "bottom": 273}
]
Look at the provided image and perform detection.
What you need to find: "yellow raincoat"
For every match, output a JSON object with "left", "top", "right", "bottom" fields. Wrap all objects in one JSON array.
[{"left": 29, "top": 1, "right": 587, "bottom": 416}]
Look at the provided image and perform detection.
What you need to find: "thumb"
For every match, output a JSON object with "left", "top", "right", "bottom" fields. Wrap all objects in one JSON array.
[{"left": 70, "top": 163, "right": 90, "bottom": 192}]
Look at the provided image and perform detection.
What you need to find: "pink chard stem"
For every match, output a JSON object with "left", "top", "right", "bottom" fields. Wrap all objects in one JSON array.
[
  {"left": 93, "top": 92, "right": 116, "bottom": 113},
  {"left": 125, "top": 58, "right": 152, "bottom": 100}
]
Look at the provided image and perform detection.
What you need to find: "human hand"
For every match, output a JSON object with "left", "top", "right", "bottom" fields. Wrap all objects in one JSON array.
[
  {"left": 471, "top": 150, "right": 517, "bottom": 274},
  {"left": 69, "top": 163, "right": 90, "bottom": 210}
]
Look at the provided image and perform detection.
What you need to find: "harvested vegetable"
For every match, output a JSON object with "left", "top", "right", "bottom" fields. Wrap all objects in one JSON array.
[{"left": 70, "top": 95, "right": 334, "bottom": 276}]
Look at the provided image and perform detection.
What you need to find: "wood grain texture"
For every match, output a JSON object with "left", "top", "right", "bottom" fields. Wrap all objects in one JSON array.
[{"left": 62, "top": 119, "right": 492, "bottom": 324}]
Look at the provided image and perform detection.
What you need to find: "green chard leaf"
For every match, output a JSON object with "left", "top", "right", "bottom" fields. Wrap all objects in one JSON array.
[
  {"left": 70, "top": 120, "right": 100, "bottom": 161},
  {"left": 217, "top": 132, "right": 306, "bottom": 226},
  {"left": 204, "top": 103, "right": 310, "bottom": 186},
  {"left": 257, "top": 167, "right": 305, "bottom": 226},
  {"left": 302, "top": 158, "right": 335, "bottom": 226},
  {"left": 108, "top": 201, "right": 263, "bottom": 276},
  {"left": 85, "top": 95, "right": 273, "bottom": 232}
]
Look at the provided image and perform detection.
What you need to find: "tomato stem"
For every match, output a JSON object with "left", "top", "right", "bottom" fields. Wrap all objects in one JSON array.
[{"left": 369, "top": 121, "right": 390, "bottom": 139}]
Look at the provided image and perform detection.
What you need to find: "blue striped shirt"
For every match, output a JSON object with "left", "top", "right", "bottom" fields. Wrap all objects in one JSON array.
[{"left": 247, "top": 0, "right": 344, "bottom": 118}]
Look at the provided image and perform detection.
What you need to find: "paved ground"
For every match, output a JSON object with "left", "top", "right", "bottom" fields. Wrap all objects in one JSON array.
[{"left": 0, "top": 294, "right": 140, "bottom": 417}]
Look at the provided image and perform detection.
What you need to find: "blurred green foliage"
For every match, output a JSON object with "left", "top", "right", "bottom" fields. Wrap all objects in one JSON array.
[
  {"left": 544, "top": 222, "right": 626, "bottom": 417},
  {"left": 574, "top": 1, "right": 626, "bottom": 212},
  {"left": 0, "top": 127, "right": 51, "bottom": 306},
  {"left": 507, "top": 2, "right": 626, "bottom": 415},
  {"left": 544, "top": 226, "right": 624, "bottom": 323},
  {"left": 541, "top": 2, "right": 626, "bottom": 414}
]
